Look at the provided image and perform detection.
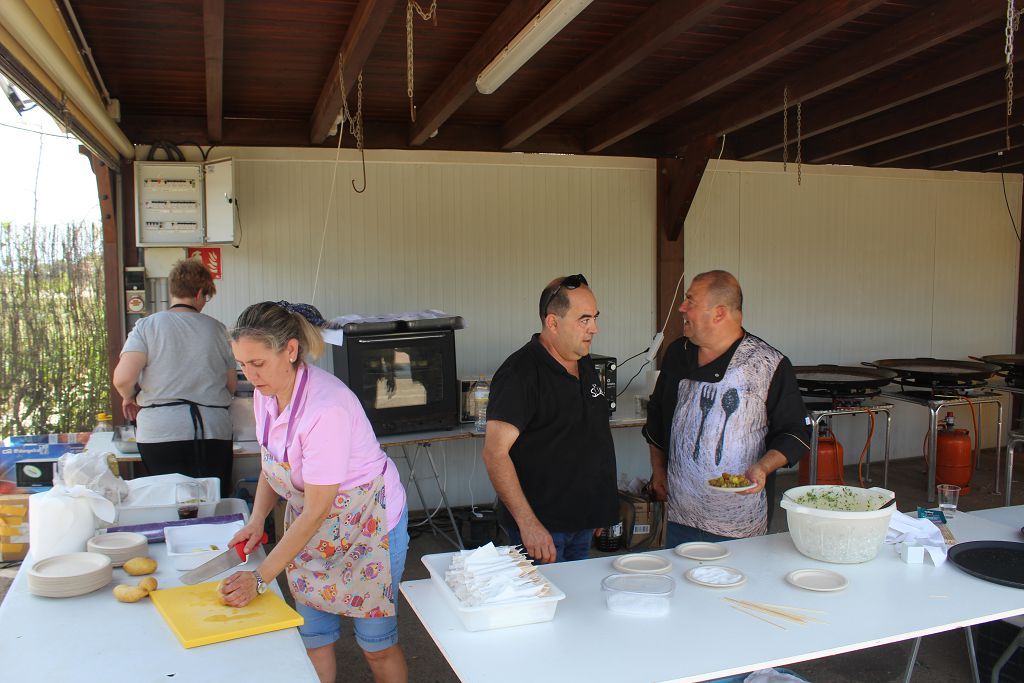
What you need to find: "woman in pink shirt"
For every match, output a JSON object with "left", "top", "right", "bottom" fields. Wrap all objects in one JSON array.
[{"left": 221, "top": 302, "right": 409, "bottom": 683}]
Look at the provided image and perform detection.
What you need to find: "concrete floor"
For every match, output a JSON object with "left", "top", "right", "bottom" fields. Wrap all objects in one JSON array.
[{"left": 3, "top": 452, "right": 1023, "bottom": 682}]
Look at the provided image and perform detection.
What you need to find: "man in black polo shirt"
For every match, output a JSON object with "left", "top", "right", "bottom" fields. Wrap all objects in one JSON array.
[
  {"left": 483, "top": 274, "right": 618, "bottom": 563},
  {"left": 644, "top": 270, "right": 810, "bottom": 545}
]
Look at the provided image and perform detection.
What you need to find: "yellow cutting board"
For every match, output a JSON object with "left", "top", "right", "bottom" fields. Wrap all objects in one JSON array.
[{"left": 150, "top": 581, "right": 304, "bottom": 648}]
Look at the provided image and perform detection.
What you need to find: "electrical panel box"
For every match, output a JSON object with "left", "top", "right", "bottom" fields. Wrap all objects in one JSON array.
[{"left": 135, "top": 160, "right": 237, "bottom": 246}]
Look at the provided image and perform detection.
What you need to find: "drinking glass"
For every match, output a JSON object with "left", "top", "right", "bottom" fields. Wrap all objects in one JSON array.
[
  {"left": 936, "top": 484, "right": 961, "bottom": 519},
  {"left": 176, "top": 482, "right": 205, "bottom": 520}
]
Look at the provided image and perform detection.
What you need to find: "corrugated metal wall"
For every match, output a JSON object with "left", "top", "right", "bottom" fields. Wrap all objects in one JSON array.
[
  {"left": 197, "top": 148, "right": 658, "bottom": 509},
  {"left": 686, "top": 160, "right": 1022, "bottom": 476}
]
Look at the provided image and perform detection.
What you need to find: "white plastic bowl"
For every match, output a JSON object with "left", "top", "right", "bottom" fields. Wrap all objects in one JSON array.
[{"left": 780, "top": 485, "right": 896, "bottom": 564}]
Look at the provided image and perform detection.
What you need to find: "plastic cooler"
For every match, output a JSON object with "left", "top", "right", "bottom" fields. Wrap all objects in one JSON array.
[{"left": 420, "top": 552, "right": 565, "bottom": 632}]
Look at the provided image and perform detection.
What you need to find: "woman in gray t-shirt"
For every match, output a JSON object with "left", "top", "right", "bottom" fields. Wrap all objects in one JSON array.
[{"left": 113, "top": 259, "right": 236, "bottom": 497}]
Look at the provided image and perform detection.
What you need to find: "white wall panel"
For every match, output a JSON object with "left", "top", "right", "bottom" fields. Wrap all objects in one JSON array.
[
  {"left": 184, "top": 148, "right": 656, "bottom": 510},
  {"left": 686, "top": 161, "right": 1022, "bottom": 472}
]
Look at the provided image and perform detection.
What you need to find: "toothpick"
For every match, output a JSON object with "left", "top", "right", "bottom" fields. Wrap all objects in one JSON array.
[{"left": 731, "top": 604, "right": 786, "bottom": 629}]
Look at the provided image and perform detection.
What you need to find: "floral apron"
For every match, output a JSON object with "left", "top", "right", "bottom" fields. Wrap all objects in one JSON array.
[{"left": 260, "top": 367, "right": 394, "bottom": 618}]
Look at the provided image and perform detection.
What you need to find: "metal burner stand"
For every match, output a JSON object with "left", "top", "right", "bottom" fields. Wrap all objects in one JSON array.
[
  {"left": 989, "top": 381, "right": 1024, "bottom": 505},
  {"left": 881, "top": 390, "right": 1004, "bottom": 502},
  {"left": 806, "top": 403, "right": 894, "bottom": 488}
]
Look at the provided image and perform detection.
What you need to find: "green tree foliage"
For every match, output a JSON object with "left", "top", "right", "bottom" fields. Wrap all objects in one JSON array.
[{"left": 0, "top": 221, "right": 108, "bottom": 437}]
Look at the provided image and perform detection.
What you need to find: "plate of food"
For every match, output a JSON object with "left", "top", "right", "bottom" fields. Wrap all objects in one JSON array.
[{"left": 707, "top": 472, "right": 756, "bottom": 492}]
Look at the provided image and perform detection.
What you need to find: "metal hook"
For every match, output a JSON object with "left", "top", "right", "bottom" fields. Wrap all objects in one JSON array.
[{"left": 352, "top": 145, "right": 367, "bottom": 193}]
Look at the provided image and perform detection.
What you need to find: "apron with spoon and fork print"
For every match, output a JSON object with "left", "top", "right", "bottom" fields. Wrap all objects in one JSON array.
[{"left": 667, "top": 334, "right": 785, "bottom": 538}]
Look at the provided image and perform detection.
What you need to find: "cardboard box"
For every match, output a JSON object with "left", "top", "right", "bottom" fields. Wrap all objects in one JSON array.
[
  {"left": 618, "top": 490, "right": 666, "bottom": 550},
  {"left": 0, "top": 443, "right": 85, "bottom": 488},
  {"left": 0, "top": 493, "right": 30, "bottom": 561}
]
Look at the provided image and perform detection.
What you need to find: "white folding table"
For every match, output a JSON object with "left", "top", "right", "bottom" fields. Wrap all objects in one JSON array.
[{"left": 401, "top": 511, "right": 1024, "bottom": 683}]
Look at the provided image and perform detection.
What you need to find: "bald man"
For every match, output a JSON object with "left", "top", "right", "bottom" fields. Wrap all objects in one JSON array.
[{"left": 643, "top": 270, "right": 810, "bottom": 544}]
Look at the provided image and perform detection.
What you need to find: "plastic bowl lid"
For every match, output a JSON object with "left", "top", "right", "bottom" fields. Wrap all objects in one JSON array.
[{"left": 602, "top": 573, "right": 675, "bottom": 597}]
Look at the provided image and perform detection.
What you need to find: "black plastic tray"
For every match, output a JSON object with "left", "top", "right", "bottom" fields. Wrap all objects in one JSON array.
[{"left": 948, "top": 541, "right": 1024, "bottom": 589}]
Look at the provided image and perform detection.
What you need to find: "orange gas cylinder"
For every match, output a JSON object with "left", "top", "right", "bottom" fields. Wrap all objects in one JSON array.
[
  {"left": 798, "top": 433, "right": 845, "bottom": 485},
  {"left": 936, "top": 420, "right": 972, "bottom": 493}
]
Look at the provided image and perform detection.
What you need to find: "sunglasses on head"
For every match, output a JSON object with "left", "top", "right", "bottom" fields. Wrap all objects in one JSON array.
[{"left": 540, "top": 274, "right": 588, "bottom": 318}]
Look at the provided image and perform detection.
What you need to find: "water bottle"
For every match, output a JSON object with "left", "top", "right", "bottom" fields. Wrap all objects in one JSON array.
[
  {"left": 472, "top": 377, "right": 490, "bottom": 434},
  {"left": 92, "top": 412, "right": 114, "bottom": 433}
]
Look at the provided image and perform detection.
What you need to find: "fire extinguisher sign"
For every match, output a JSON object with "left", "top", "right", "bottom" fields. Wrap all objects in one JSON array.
[{"left": 187, "top": 247, "right": 222, "bottom": 279}]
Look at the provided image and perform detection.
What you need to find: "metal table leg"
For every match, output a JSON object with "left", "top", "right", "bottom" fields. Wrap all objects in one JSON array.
[
  {"left": 883, "top": 408, "right": 892, "bottom": 490},
  {"left": 995, "top": 401, "right": 1004, "bottom": 495},
  {"left": 927, "top": 407, "right": 939, "bottom": 503},
  {"left": 965, "top": 625, "right": 980, "bottom": 683},
  {"left": 395, "top": 443, "right": 464, "bottom": 550},
  {"left": 902, "top": 636, "right": 922, "bottom": 683},
  {"left": 809, "top": 415, "right": 823, "bottom": 485}
]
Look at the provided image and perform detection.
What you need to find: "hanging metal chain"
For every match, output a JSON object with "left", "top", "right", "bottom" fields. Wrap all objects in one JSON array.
[
  {"left": 796, "top": 101, "right": 803, "bottom": 186},
  {"left": 1007, "top": 0, "right": 1017, "bottom": 148},
  {"left": 406, "top": 0, "right": 439, "bottom": 123},
  {"left": 782, "top": 86, "right": 789, "bottom": 172},
  {"left": 337, "top": 55, "right": 368, "bottom": 192}
]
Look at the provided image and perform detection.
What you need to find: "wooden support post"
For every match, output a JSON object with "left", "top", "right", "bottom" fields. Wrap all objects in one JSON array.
[
  {"left": 81, "top": 147, "right": 125, "bottom": 423},
  {"left": 655, "top": 135, "right": 716, "bottom": 361}
]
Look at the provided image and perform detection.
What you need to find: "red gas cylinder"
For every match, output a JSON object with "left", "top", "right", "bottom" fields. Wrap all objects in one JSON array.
[
  {"left": 936, "top": 413, "right": 972, "bottom": 493},
  {"left": 799, "top": 432, "right": 845, "bottom": 485}
]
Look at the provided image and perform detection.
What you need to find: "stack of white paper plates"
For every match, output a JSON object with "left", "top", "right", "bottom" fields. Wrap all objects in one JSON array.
[
  {"left": 87, "top": 532, "right": 148, "bottom": 567},
  {"left": 28, "top": 552, "right": 112, "bottom": 598}
]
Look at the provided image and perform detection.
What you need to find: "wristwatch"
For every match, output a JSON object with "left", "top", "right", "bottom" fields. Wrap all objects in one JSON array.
[{"left": 252, "top": 570, "right": 267, "bottom": 595}]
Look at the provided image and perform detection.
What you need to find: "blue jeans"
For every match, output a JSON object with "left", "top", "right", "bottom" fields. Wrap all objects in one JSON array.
[
  {"left": 501, "top": 523, "right": 593, "bottom": 562},
  {"left": 665, "top": 521, "right": 737, "bottom": 547},
  {"left": 295, "top": 507, "right": 409, "bottom": 652}
]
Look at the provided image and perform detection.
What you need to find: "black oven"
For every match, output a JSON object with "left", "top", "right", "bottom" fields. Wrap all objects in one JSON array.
[{"left": 332, "top": 329, "right": 460, "bottom": 436}]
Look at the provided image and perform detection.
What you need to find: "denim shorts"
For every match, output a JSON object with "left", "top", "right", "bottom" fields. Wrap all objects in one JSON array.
[{"left": 295, "top": 507, "right": 409, "bottom": 652}]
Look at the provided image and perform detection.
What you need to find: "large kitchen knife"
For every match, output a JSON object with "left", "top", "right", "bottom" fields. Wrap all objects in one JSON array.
[{"left": 179, "top": 532, "right": 268, "bottom": 585}]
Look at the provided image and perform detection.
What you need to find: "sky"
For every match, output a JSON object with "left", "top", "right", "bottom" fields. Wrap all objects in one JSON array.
[{"left": 0, "top": 88, "right": 103, "bottom": 227}]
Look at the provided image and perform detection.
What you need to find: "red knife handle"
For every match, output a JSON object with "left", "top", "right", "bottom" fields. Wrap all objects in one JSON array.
[{"left": 233, "top": 532, "right": 269, "bottom": 561}]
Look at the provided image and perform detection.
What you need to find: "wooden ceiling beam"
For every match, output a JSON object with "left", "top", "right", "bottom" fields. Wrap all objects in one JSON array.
[
  {"left": 585, "top": 0, "right": 881, "bottom": 154},
  {"left": 925, "top": 132, "right": 1019, "bottom": 169},
  {"left": 806, "top": 73, "right": 1007, "bottom": 163},
  {"left": 735, "top": 37, "right": 1010, "bottom": 161},
  {"left": 500, "top": 0, "right": 726, "bottom": 150},
  {"left": 409, "top": 0, "right": 549, "bottom": 146},
  {"left": 121, "top": 115, "right": 663, "bottom": 157},
  {"left": 981, "top": 145, "right": 1024, "bottom": 172},
  {"left": 661, "top": 0, "right": 1005, "bottom": 154},
  {"left": 309, "top": 0, "right": 400, "bottom": 144},
  {"left": 202, "top": 0, "right": 224, "bottom": 142},
  {"left": 866, "top": 101, "right": 1024, "bottom": 166}
]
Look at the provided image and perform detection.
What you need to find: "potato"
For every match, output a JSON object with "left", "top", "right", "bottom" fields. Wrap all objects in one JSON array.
[
  {"left": 113, "top": 584, "right": 149, "bottom": 603},
  {"left": 138, "top": 577, "right": 158, "bottom": 593},
  {"left": 123, "top": 557, "right": 157, "bottom": 576},
  {"left": 216, "top": 579, "right": 229, "bottom": 606}
]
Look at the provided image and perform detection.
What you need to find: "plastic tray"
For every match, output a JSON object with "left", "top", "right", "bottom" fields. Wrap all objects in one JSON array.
[
  {"left": 164, "top": 520, "right": 245, "bottom": 569},
  {"left": 421, "top": 552, "right": 565, "bottom": 632}
]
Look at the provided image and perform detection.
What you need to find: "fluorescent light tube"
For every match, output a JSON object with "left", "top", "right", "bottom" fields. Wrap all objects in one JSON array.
[{"left": 475, "top": 0, "right": 593, "bottom": 95}]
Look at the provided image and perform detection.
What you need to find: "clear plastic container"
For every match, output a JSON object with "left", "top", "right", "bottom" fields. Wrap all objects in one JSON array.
[
  {"left": 602, "top": 573, "right": 675, "bottom": 616},
  {"left": 471, "top": 377, "right": 489, "bottom": 434},
  {"left": 93, "top": 413, "right": 114, "bottom": 432}
]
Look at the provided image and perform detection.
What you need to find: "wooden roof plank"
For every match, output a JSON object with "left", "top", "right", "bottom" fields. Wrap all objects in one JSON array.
[
  {"left": 807, "top": 73, "right": 1007, "bottom": 162},
  {"left": 203, "top": 0, "right": 224, "bottom": 142},
  {"left": 499, "top": 0, "right": 726, "bottom": 150},
  {"left": 309, "top": 0, "right": 401, "bottom": 145},
  {"left": 735, "top": 37, "right": 1010, "bottom": 161},
  {"left": 408, "top": 0, "right": 549, "bottom": 147},
  {"left": 866, "top": 100, "right": 1024, "bottom": 166},
  {"left": 585, "top": 0, "right": 884, "bottom": 154},
  {"left": 662, "top": 0, "right": 1005, "bottom": 153}
]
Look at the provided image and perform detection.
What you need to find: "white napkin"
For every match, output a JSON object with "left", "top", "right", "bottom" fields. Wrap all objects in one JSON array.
[
  {"left": 445, "top": 543, "right": 546, "bottom": 606},
  {"left": 885, "top": 513, "right": 947, "bottom": 565}
]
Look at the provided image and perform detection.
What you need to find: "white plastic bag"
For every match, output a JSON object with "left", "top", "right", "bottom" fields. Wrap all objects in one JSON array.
[
  {"left": 55, "top": 449, "right": 129, "bottom": 505},
  {"left": 29, "top": 485, "right": 117, "bottom": 560}
]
